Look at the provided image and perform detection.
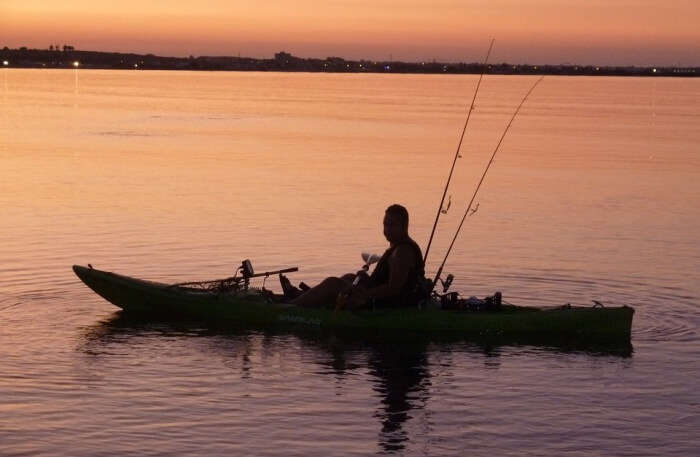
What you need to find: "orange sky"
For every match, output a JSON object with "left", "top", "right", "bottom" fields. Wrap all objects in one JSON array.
[{"left": 2, "top": 0, "right": 699, "bottom": 65}]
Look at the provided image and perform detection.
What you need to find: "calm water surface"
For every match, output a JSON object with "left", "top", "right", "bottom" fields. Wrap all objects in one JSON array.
[{"left": 1, "top": 70, "right": 699, "bottom": 456}]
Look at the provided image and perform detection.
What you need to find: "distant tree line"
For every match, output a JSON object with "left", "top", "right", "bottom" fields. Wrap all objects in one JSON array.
[{"left": 0, "top": 47, "right": 697, "bottom": 77}]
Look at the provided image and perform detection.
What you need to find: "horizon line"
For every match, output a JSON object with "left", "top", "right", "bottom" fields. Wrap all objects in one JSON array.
[{"left": 4, "top": 45, "right": 700, "bottom": 70}]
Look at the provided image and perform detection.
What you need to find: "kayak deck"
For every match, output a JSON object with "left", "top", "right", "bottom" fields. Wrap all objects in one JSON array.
[{"left": 72, "top": 265, "right": 634, "bottom": 342}]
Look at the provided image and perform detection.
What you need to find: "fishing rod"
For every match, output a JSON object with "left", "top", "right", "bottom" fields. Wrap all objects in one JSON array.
[
  {"left": 423, "top": 39, "right": 495, "bottom": 265},
  {"left": 430, "top": 75, "right": 545, "bottom": 291}
]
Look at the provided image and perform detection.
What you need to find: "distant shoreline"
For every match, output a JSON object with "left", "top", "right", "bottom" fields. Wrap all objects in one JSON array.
[{"left": 2, "top": 47, "right": 698, "bottom": 77}]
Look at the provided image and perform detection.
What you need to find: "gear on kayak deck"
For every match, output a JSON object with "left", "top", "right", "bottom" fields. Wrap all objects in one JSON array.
[
  {"left": 169, "top": 259, "right": 299, "bottom": 295},
  {"left": 426, "top": 270, "right": 502, "bottom": 311},
  {"left": 438, "top": 291, "right": 503, "bottom": 311}
]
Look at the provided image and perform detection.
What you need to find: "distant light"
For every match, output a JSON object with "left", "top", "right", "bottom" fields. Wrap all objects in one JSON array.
[
  {"left": 2, "top": 60, "right": 8, "bottom": 66},
  {"left": 134, "top": 63, "right": 138, "bottom": 68},
  {"left": 596, "top": 67, "right": 600, "bottom": 71},
  {"left": 73, "top": 61, "right": 80, "bottom": 67},
  {"left": 652, "top": 68, "right": 657, "bottom": 73}
]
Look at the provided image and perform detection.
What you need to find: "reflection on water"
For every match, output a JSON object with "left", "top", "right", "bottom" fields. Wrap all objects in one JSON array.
[
  {"left": 368, "top": 343, "right": 430, "bottom": 453},
  {"left": 77, "top": 313, "right": 635, "bottom": 453},
  {"left": 80, "top": 312, "right": 635, "bottom": 358}
]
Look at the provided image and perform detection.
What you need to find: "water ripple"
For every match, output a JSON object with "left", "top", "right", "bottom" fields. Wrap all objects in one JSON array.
[{"left": 92, "top": 130, "right": 157, "bottom": 137}]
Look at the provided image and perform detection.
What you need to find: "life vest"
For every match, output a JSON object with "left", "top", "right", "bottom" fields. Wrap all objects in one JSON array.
[{"left": 367, "top": 237, "right": 426, "bottom": 307}]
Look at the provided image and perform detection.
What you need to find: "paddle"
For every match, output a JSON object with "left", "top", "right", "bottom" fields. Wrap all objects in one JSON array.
[
  {"left": 354, "top": 252, "right": 381, "bottom": 285},
  {"left": 336, "top": 252, "right": 381, "bottom": 310}
]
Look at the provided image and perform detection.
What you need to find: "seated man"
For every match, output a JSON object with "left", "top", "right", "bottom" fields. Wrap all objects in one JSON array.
[{"left": 282, "top": 204, "right": 426, "bottom": 308}]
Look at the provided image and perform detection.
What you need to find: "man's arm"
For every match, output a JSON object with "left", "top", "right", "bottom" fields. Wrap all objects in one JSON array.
[{"left": 364, "top": 245, "right": 414, "bottom": 300}]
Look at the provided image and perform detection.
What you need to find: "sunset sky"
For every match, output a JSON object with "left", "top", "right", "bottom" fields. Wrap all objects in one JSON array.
[{"left": 2, "top": 0, "right": 699, "bottom": 66}]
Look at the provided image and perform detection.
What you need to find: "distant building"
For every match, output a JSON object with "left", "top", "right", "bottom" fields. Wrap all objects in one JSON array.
[{"left": 275, "top": 51, "right": 293, "bottom": 62}]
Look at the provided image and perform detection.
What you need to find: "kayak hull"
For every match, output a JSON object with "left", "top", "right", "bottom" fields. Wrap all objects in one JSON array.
[{"left": 73, "top": 265, "right": 634, "bottom": 342}]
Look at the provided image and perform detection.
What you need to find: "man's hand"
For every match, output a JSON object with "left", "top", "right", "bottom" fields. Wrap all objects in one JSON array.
[
  {"left": 354, "top": 270, "right": 370, "bottom": 286},
  {"left": 346, "top": 286, "right": 369, "bottom": 309}
]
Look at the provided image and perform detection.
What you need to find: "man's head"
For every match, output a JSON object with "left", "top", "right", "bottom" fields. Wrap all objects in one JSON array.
[{"left": 383, "top": 204, "right": 409, "bottom": 243}]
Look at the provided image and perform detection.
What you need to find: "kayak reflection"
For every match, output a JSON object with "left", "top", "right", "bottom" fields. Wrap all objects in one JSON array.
[{"left": 78, "top": 313, "right": 632, "bottom": 453}]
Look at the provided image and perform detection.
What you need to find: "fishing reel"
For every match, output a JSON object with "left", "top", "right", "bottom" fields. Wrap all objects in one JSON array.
[
  {"left": 439, "top": 273, "right": 454, "bottom": 293},
  {"left": 429, "top": 273, "right": 457, "bottom": 308},
  {"left": 418, "top": 273, "right": 454, "bottom": 309}
]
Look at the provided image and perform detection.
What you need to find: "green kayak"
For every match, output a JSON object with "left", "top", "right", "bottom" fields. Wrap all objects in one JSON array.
[{"left": 73, "top": 265, "right": 634, "bottom": 342}]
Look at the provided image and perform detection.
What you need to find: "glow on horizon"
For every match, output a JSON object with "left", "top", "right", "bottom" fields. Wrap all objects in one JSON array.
[{"left": 2, "top": 0, "right": 699, "bottom": 66}]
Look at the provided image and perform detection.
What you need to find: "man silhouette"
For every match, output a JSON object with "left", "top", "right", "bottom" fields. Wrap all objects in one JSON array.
[{"left": 283, "top": 204, "right": 425, "bottom": 308}]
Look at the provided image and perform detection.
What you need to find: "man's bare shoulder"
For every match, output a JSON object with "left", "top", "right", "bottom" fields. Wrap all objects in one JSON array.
[{"left": 390, "top": 244, "right": 416, "bottom": 264}]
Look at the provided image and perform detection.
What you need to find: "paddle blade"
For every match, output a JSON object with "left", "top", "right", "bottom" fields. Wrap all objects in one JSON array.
[{"left": 362, "top": 252, "right": 381, "bottom": 265}]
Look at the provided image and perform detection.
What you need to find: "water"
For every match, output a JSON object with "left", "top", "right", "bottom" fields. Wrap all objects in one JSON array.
[{"left": 1, "top": 70, "right": 699, "bottom": 456}]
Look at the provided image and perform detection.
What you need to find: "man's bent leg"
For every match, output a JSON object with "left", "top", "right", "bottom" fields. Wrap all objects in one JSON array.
[
  {"left": 290, "top": 277, "right": 349, "bottom": 308},
  {"left": 339, "top": 273, "right": 356, "bottom": 282}
]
